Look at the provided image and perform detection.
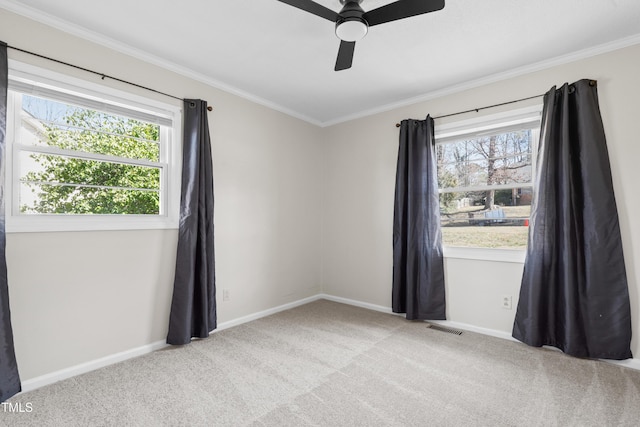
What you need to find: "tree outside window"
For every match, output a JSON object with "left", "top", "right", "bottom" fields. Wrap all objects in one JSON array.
[{"left": 19, "top": 95, "right": 162, "bottom": 215}]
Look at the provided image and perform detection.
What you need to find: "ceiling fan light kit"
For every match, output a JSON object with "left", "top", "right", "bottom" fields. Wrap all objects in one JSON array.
[
  {"left": 335, "top": 1, "right": 368, "bottom": 42},
  {"left": 276, "top": 0, "right": 445, "bottom": 71},
  {"left": 335, "top": 20, "right": 368, "bottom": 42}
]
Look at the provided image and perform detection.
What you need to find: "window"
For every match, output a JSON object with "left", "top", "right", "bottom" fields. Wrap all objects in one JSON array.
[
  {"left": 435, "top": 106, "right": 541, "bottom": 251},
  {"left": 5, "top": 62, "right": 181, "bottom": 232}
]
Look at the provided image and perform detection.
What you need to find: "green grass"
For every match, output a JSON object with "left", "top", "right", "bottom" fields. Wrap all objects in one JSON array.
[
  {"left": 440, "top": 204, "right": 531, "bottom": 249},
  {"left": 442, "top": 225, "right": 529, "bottom": 249}
]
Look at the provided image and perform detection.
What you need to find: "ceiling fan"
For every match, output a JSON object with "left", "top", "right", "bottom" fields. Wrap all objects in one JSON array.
[{"left": 276, "top": 0, "right": 445, "bottom": 71}]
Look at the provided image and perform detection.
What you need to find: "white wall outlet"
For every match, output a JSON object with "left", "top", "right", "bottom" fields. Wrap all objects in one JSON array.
[
  {"left": 501, "top": 295, "right": 512, "bottom": 310},
  {"left": 222, "top": 289, "right": 230, "bottom": 302}
]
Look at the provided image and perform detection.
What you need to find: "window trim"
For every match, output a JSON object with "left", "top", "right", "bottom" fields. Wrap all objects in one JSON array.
[
  {"left": 5, "top": 60, "right": 182, "bottom": 233},
  {"left": 435, "top": 105, "right": 543, "bottom": 261}
]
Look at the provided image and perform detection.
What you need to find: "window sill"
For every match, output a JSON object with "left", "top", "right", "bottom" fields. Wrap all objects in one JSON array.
[
  {"left": 6, "top": 215, "right": 178, "bottom": 233},
  {"left": 443, "top": 246, "right": 525, "bottom": 263}
]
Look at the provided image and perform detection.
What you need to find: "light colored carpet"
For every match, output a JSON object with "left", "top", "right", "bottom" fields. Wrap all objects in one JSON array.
[{"left": 2, "top": 299, "right": 640, "bottom": 426}]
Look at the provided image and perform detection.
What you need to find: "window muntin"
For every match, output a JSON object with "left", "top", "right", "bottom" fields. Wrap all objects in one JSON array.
[
  {"left": 5, "top": 63, "right": 180, "bottom": 232},
  {"left": 435, "top": 108, "right": 540, "bottom": 250}
]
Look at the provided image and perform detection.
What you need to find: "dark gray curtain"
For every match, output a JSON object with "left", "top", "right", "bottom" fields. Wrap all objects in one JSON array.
[
  {"left": 513, "top": 79, "right": 632, "bottom": 360},
  {"left": 392, "top": 116, "right": 446, "bottom": 320},
  {"left": 167, "top": 99, "right": 216, "bottom": 345},
  {"left": 0, "top": 41, "right": 21, "bottom": 402}
]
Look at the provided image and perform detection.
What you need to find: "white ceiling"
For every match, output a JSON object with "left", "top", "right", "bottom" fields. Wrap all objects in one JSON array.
[{"left": 3, "top": 0, "right": 640, "bottom": 126}]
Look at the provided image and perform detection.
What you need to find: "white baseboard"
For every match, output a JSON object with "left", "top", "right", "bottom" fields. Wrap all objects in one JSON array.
[
  {"left": 20, "top": 294, "right": 322, "bottom": 394},
  {"left": 215, "top": 294, "right": 322, "bottom": 332},
  {"left": 21, "top": 339, "right": 168, "bottom": 393},
  {"left": 319, "top": 293, "right": 514, "bottom": 340},
  {"left": 320, "top": 294, "right": 640, "bottom": 372},
  {"left": 19, "top": 292, "right": 640, "bottom": 394},
  {"left": 318, "top": 293, "right": 397, "bottom": 315}
]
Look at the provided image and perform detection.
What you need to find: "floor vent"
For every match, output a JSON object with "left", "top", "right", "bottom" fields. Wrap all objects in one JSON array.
[{"left": 427, "top": 324, "right": 463, "bottom": 335}]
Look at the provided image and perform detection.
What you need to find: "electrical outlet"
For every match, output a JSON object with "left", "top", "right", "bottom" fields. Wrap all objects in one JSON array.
[
  {"left": 222, "top": 289, "right": 230, "bottom": 302},
  {"left": 501, "top": 295, "right": 512, "bottom": 310}
]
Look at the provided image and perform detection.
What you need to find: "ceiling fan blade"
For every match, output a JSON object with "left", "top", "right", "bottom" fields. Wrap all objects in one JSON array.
[
  {"left": 275, "top": 0, "right": 339, "bottom": 22},
  {"left": 335, "top": 41, "right": 356, "bottom": 71},
  {"left": 364, "top": 0, "right": 445, "bottom": 27}
]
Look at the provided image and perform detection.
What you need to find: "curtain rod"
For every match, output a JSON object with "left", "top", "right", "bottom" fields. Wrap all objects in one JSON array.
[
  {"left": 394, "top": 93, "right": 544, "bottom": 127},
  {"left": 7, "top": 44, "right": 212, "bottom": 111}
]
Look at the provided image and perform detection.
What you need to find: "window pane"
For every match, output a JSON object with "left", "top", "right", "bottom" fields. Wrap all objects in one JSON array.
[
  {"left": 436, "top": 124, "right": 536, "bottom": 248},
  {"left": 437, "top": 130, "right": 532, "bottom": 190},
  {"left": 20, "top": 183, "right": 160, "bottom": 215},
  {"left": 439, "top": 189, "right": 532, "bottom": 249},
  {"left": 19, "top": 152, "right": 161, "bottom": 215},
  {"left": 21, "top": 94, "right": 160, "bottom": 162}
]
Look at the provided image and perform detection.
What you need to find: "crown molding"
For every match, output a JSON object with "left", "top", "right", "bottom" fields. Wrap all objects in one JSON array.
[
  {"left": 0, "top": 0, "right": 324, "bottom": 126},
  {"left": 319, "top": 33, "right": 640, "bottom": 127},
  {"left": 2, "top": 0, "right": 640, "bottom": 128}
]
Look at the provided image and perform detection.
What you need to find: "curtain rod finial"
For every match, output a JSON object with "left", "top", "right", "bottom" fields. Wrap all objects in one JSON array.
[{"left": 207, "top": 106, "right": 213, "bottom": 112}]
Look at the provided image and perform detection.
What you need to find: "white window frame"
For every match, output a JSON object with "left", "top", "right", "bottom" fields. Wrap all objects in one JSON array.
[
  {"left": 434, "top": 105, "right": 543, "bottom": 263},
  {"left": 5, "top": 61, "right": 182, "bottom": 233}
]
